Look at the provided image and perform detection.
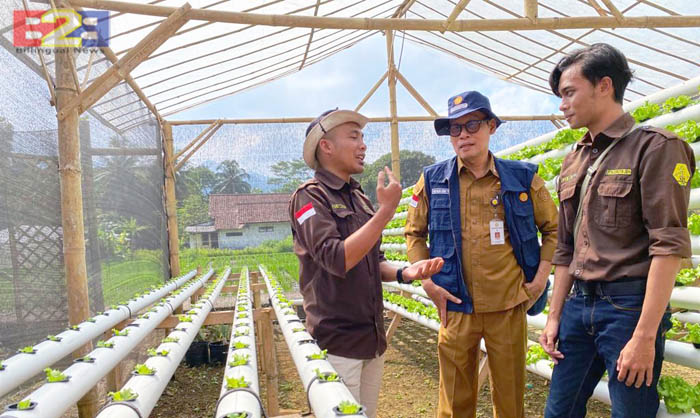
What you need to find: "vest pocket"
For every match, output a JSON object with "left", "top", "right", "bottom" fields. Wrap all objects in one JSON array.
[{"left": 430, "top": 246, "right": 458, "bottom": 293}]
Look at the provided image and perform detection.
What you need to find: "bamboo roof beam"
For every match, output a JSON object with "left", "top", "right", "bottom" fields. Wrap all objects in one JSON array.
[
  {"left": 392, "top": 0, "right": 418, "bottom": 18},
  {"left": 81, "top": 50, "right": 96, "bottom": 90},
  {"left": 395, "top": 70, "right": 438, "bottom": 117},
  {"left": 67, "top": 1, "right": 700, "bottom": 32},
  {"left": 524, "top": 0, "right": 538, "bottom": 22},
  {"left": 19, "top": 0, "right": 56, "bottom": 106},
  {"left": 599, "top": 0, "right": 624, "bottom": 22},
  {"left": 586, "top": 0, "right": 610, "bottom": 17},
  {"left": 167, "top": 115, "right": 564, "bottom": 126},
  {"left": 299, "top": 0, "right": 321, "bottom": 70},
  {"left": 442, "top": 0, "right": 471, "bottom": 32},
  {"left": 174, "top": 121, "right": 219, "bottom": 159},
  {"left": 355, "top": 70, "right": 388, "bottom": 112},
  {"left": 57, "top": 2, "right": 191, "bottom": 120},
  {"left": 175, "top": 121, "right": 222, "bottom": 171}
]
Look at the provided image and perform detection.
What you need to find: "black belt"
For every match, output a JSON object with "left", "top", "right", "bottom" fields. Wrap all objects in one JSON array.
[{"left": 573, "top": 278, "right": 646, "bottom": 297}]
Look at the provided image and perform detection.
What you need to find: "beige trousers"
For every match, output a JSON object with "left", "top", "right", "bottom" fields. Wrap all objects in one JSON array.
[{"left": 327, "top": 353, "right": 385, "bottom": 418}]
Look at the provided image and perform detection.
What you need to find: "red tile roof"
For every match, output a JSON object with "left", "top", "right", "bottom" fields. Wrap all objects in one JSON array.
[{"left": 209, "top": 193, "right": 291, "bottom": 230}]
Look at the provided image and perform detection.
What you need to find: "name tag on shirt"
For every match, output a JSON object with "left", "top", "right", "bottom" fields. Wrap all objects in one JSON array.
[
  {"left": 490, "top": 219, "right": 505, "bottom": 245},
  {"left": 432, "top": 188, "right": 449, "bottom": 195}
]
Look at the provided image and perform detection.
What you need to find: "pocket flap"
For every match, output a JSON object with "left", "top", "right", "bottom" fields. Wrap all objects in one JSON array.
[
  {"left": 431, "top": 245, "right": 455, "bottom": 259},
  {"left": 558, "top": 182, "right": 576, "bottom": 201},
  {"left": 331, "top": 205, "right": 353, "bottom": 218},
  {"left": 598, "top": 181, "right": 633, "bottom": 198}
]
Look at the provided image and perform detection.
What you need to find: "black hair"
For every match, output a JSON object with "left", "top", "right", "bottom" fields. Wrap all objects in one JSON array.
[{"left": 549, "top": 43, "right": 633, "bottom": 104}]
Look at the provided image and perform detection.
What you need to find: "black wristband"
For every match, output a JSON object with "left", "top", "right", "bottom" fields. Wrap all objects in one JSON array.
[{"left": 396, "top": 267, "right": 406, "bottom": 284}]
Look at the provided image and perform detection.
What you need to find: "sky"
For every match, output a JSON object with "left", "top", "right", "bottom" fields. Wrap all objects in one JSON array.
[{"left": 169, "top": 32, "right": 564, "bottom": 121}]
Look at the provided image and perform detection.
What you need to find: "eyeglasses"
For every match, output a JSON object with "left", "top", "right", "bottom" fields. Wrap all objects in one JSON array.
[{"left": 448, "top": 119, "right": 490, "bottom": 136}]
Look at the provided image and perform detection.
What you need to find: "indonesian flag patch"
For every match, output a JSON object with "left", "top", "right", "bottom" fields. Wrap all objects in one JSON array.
[
  {"left": 295, "top": 202, "right": 316, "bottom": 225},
  {"left": 409, "top": 194, "right": 419, "bottom": 208}
]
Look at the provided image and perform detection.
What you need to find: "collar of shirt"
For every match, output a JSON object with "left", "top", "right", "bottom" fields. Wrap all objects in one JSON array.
[
  {"left": 314, "top": 167, "right": 361, "bottom": 191},
  {"left": 578, "top": 112, "right": 636, "bottom": 147},
  {"left": 457, "top": 152, "right": 500, "bottom": 179}
]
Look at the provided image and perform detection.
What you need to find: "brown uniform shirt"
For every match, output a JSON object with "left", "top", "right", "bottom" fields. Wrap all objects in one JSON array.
[
  {"left": 552, "top": 113, "right": 694, "bottom": 281},
  {"left": 405, "top": 153, "right": 559, "bottom": 313},
  {"left": 289, "top": 168, "right": 386, "bottom": 359}
]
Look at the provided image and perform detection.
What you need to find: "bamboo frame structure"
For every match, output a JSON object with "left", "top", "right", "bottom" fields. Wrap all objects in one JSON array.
[
  {"left": 67, "top": 0, "right": 700, "bottom": 32},
  {"left": 162, "top": 122, "right": 181, "bottom": 277},
  {"left": 55, "top": 41, "right": 99, "bottom": 418},
  {"left": 442, "top": 0, "right": 471, "bottom": 32},
  {"left": 174, "top": 121, "right": 222, "bottom": 171},
  {"left": 166, "top": 114, "right": 565, "bottom": 125},
  {"left": 174, "top": 120, "right": 219, "bottom": 159},
  {"left": 386, "top": 30, "right": 400, "bottom": 180}
]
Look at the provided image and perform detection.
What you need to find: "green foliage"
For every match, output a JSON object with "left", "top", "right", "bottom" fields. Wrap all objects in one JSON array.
[
  {"left": 307, "top": 349, "right": 328, "bottom": 360},
  {"left": 503, "top": 128, "right": 586, "bottom": 160},
  {"left": 108, "top": 388, "right": 139, "bottom": 401},
  {"left": 525, "top": 345, "right": 550, "bottom": 366},
  {"left": 177, "top": 194, "right": 211, "bottom": 245},
  {"left": 337, "top": 401, "right": 362, "bottom": 414},
  {"left": 688, "top": 213, "right": 700, "bottom": 236},
  {"left": 657, "top": 376, "right": 698, "bottom": 414},
  {"left": 537, "top": 157, "right": 564, "bottom": 181},
  {"left": 113, "top": 328, "right": 129, "bottom": 337},
  {"left": 18, "top": 346, "right": 35, "bottom": 354},
  {"left": 268, "top": 158, "right": 314, "bottom": 193},
  {"left": 97, "top": 340, "right": 115, "bottom": 348},
  {"left": 147, "top": 348, "right": 170, "bottom": 357},
  {"left": 314, "top": 368, "right": 340, "bottom": 382},
  {"left": 401, "top": 187, "right": 415, "bottom": 198},
  {"left": 177, "top": 314, "right": 194, "bottom": 323},
  {"left": 234, "top": 328, "right": 249, "bottom": 337},
  {"left": 385, "top": 218, "right": 406, "bottom": 229},
  {"left": 676, "top": 266, "right": 700, "bottom": 286},
  {"left": 44, "top": 368, "right": 68, "bottom": 382},
  {"left": 631, "top": 101, "right": 662, "bottom": 123},
  {"left": 229, "top": 353, "right": 250, "bottom": 367},
  {"left": 162, "top": 336, "right": 179, "bottom": 344},
  {"left": 233, "top": 341, "right": 250, "bottom": 350},
  {"left": 17, "top": 399, "right": 33, "bottom": 410},
  {"left": 46, "top": 335, "right": 62, "bottom": 342},
  {"left": 226, "top": 413, "right": 248, "bottom": 418},
  {"left": 214, "top": 160, "right": 252, "bottom": 194},
  {"left": 663, "top": 95, "right": 692, "bottom": 113},
  {"left": 225, "top": 376, "right": 250, "bottom": 389},
  {"left": 667, "top": 120, "right": 700, "bottom": 143},
  {"left": 384, "top": 251, "right": 408, "bottom": 262},
  {"left": 381, "top": 235, "right": 405, "bottom": 244},
  {"left": 133, "top": 363, "right": 155, "bottom": 375},
  {"left": 356, "top": 150, "right": 436, "bottom": 204},
  {"left": 383, "top": 290, "right": 439, "bottom": 322},
  {"left": 684, "top": 323, "right": 700, "bottom": 344}
]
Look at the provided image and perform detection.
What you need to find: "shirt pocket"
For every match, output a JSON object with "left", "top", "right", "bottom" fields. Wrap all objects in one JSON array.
[
  {"left": 429, "top": 192, "right": 451, "bottom": 231},
  {"left": 331, "top": 206, "right": 355, "bottom": 239},
  {"left": 558, "top": 181, "right": 577, "bottom": 229},
  {"left": 596, "top": 181, "right": 633, "bottom": 228}
]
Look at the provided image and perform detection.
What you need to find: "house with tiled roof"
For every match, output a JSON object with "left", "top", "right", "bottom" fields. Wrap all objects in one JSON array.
[{"left": 185, "top": 193, "right": 291, "bottom": 249}]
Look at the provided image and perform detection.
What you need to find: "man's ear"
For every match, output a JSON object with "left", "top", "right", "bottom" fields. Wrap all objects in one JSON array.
[
  {"left": 317, "top": 137, "right": 333, "bottom": 157},
  {"left": 597, "top": 76, "right": 615, "bottom": 100},
  {"left": 488, "top": 119, "right": 498, "bottom": 134}
]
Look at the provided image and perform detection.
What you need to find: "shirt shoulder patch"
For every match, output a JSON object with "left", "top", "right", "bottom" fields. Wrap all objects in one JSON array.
[
  {"left": 673, "top": 163, "right": 691, "bottom": 187},
  {"left": 295, "top": 202, "right": 316, "bottom": 225},
  {"left": 639, "top": 125, "right": 679, "bottom": 140}
]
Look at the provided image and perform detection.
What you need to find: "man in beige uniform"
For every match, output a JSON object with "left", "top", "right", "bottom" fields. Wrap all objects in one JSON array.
[{"left": 405, "top": 91, "right": 559, "bottom": 417}]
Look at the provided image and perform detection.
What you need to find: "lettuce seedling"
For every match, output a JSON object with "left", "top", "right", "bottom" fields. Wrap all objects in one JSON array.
[
  {"left": 147, "top": 348, "right": 170, "bottom": 357},
  {"left": 44, "top": 368, "right": 69, "bottom": 382},
  {"left": 336, "top": 401, "right": 361, "bottom": 414},
  {"left": 108, "top": 388, "right": 138, "bottom": 401},
  {"left": 133, "top": 363, "right": 155, "bottom": 375},
  {"left": 228, "top": 353, "right": 250, "bottom": 367},
  {"left": 97, "top": 340, "right": 115, "bottom": 348},
  {"left": 225, "top": 376, "right": 250, "bottom": 389},
  {"left": 307, "top": 349, "right": 327, "bottom": 360},
  {"left": 17, "top": 399, "right": 33, "bottom": 410},
  {"left": 113, "top": 328, "right": 129, "bottom": 337},
  {"left": 232, "top": 341, "right": 249, "bottom": 350},
  {"left": 18, "top": 346, "right": 36, "bottom": 354},
  {"left": 162, "top": 336, "right": 179, "bottom": 343},
  {"left": 46, "top": 335, "right": 62, "bottom": 342},
  {"left": 314, "top": 368, "right": 339, "bottom": 382}
]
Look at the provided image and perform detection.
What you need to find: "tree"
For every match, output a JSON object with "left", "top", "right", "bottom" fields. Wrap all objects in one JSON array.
[
  {"left": 268, "top": 159, "right": 313, "bottom": 193},
  {"left": 176, "top": 165, "right": 217, "bottom": 201},
  {"left": 214, "top": 160, "right": 251, "bottom": 194},
  {"left": 356, "top": 150, "right": 436, "bottom": 204},
  {"left": 177, "top": 194, "right": 210, "bottom": 246}
]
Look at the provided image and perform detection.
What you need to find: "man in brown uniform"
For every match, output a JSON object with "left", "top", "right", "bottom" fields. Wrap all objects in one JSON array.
[
  {"left": 289, "top": 108, "right": 444, "bottom": 418},
  {"left": 405, "top": 91, "right": 559, "bottom": 418},
  {"left": 540, "top": 43, "right": 694, "bottom": 418}
]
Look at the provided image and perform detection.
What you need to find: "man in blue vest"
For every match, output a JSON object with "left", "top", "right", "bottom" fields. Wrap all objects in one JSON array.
[{"left": 405, "top": 91, "right": 559, "bottom": 417}]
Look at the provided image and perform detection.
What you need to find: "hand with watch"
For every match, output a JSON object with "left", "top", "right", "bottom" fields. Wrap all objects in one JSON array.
[{"left": 396, "top": 257, "right": 445, "bottom": 284}]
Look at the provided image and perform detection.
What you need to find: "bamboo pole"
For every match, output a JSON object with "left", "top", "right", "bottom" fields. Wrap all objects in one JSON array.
[
  {"left": 392, "top": 0, "right": 417, "bottom": 18},
  {"left": 442, "top": 0, "right": 471, "bottom": 32},
  {"left": 386, "top": 31, "right": 400, "bottom": 181},
  {"left": 355, "top": 70, "right": 388, "bottom": 112},
  {"left": 56, "top": 3, "right": 191, "bottom": 121},
  {"left": 524, "top": 0, "right": 538, "bottom": 22},
  {"left": 167, "top": 114, "right": 564, "bottom": 125},
  {"left": 174, "top": 120, "right": 218, "bottom": 159},
  {"left": 66, "top": 1, "right": 700, "bottom": 31},
  {"left": 55, "top": 38, "right": 99, "bottom": 418},
  {"left": 599, "top": 0, "right": 624, "bottom": 22},
  {"left": 174, "top": 122, "right": 222, "bottom": 171},
  {"left": 162, "top": 122, "right": 180, "bottom": 277},
  {"left": 299, "top": 0, "right": 321, "bottom": 70},
  {"left": 395, "top": 70, "right": 438, "bottom": 117}
]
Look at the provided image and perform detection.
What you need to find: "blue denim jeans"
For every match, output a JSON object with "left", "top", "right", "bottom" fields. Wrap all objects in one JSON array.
[{"left": 544, "top": 291, "right": 671, "bottom": 418}]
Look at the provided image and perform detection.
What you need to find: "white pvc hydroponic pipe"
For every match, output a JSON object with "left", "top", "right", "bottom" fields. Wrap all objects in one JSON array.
[
  {"left": 94, "top": 268, "right": 230, "bottom": 418},
  {"left": 215, "top": 268, "right": 263, "bottom": 418},
  {"left": 0, "top": 269, "right": 213, "bottom": 418},
  {"left": 0, "top": 269, "right": 197, "bottom": 398},
  {"left": 675, "top": 311, "right": 700, "bottom": 325},
  {"left": 260, "top": 266, "right": 364, "bottom": 418},
  {"left": 496, "top": 76, "right": 700, "bottom": 157}
]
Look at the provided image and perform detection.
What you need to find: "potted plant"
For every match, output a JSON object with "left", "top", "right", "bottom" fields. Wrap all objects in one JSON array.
[
  {"left": 225, "top": 376, "right": 250, "bottom": 389},
  {"left": 97, "top": 340, "right": 115, "bottom": 349},
  {"left": 44, "top": 368, "right": 70, "bottom": 383},
  {"left": 228, "top": 353, "right": 250, "bottom": 367},
  {"left": 132, "top": 364, "right": 155, "bottom": 376},
  {"left": 185, "top": 331, "right": 209, "bottom": 367},
  {"left": 208, "top": 325, "right": 231, "bottom": 364},
  {"left": 108, "top": 388, "right": 138, "bottom": 402},
  {"left": 333, "top": 400, "right": 365, "bottom": 416},
  {"left": 6, "top": 398, "right": 36, "bottom": 411}
]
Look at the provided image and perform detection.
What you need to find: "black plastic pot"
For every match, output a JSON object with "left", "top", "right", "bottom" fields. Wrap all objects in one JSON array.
[
  {"left": 209, "top": 342, "right": 229, "bottom": 364},
  {"left": 185, "top": 341, "right": 209, "bottom": 366}
]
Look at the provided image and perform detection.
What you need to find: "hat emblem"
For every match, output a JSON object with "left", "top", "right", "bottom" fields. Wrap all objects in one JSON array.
[{"left": 453, "top": 96, "right": 463, "bottom": 105}]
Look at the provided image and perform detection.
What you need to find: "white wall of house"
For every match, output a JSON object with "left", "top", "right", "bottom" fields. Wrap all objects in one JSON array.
[
  {"left": 188, "top": 233, "right": 203, "bottom": 249},
  {"left": 218, "top": 222, "right": 291, "bottom": 249}
]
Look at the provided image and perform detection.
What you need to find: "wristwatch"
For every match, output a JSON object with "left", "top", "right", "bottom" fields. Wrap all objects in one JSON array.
[{"left": 396, "top": 267, "right": 407, "bottom": 284}]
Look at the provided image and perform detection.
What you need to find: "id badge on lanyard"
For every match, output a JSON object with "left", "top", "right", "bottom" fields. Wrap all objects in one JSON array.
[{"left": 489, "top": 193, "right": 504, "bottom": 245}]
